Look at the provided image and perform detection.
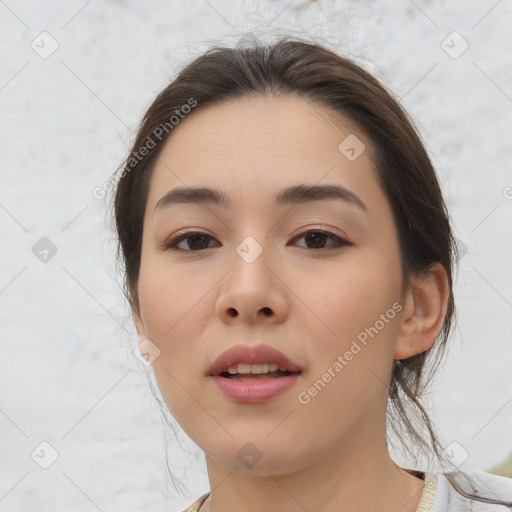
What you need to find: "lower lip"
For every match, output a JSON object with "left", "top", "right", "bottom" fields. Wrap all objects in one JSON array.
[{"left": 210, "top": 374, "right": 301, "bottom": 403}]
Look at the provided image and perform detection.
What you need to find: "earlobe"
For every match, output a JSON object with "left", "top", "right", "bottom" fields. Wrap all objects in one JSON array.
[{"left": 394, "top": 263, "right": 450, "bottom": 360}]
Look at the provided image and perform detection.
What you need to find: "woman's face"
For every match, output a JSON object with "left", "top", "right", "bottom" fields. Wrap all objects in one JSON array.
[{"left": 134, "top": 95, "right": 409, "bottom": 475}]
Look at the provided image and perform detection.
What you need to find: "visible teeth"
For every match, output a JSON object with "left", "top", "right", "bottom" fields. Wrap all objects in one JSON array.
[
  {"left": 226, "top": 363, "right": 283, "bottom": 375},
  {"left": 251, "top": 363, "right": 269, "bottom": 374},
  {"left": 238, "top": 363, "right": 253, "bottom": 374}
]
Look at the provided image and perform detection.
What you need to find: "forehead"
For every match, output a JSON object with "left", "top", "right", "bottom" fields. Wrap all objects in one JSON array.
[{"left": 145, "top": 95, "right": 382, "bottom": 215}]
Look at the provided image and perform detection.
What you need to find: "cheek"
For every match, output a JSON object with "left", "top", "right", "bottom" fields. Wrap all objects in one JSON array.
[
  {"left": 294, "top": 268, "right": 400, "bottom": 427},
  {"left": 300, "top": 255, "right": 401, "bottom": 342},
  {"left": 137, "top": 256, "right": 213, "bottom": 398},
  {"left": 138, "top": 254, "right": 211, "bottom": 340},
  {"left": 296, "top": 254, "right": 401, "bottom": 393}
]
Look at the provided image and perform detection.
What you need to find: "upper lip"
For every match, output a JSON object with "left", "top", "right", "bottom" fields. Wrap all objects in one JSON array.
[{"left": 207, "top": 344, "right": 303, "bottom": 376}]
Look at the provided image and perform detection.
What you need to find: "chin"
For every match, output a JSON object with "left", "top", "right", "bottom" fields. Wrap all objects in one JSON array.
[{"left": 205, "top": 437, "right": 311, "bottom": 477}]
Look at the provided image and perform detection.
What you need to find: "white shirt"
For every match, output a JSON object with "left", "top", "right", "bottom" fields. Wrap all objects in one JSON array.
[{"left": 417, "top": 469, "right": 512, "bottom": 511}]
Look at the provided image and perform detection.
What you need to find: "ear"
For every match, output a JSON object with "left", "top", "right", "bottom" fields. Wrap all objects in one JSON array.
[{"left": 394, "top": 262, "right": 450, "bottom": 360}]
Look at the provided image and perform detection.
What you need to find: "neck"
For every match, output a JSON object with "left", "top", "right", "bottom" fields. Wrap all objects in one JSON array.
[{"left": 200, "top": 418, "right": 425, "bottom": 512}]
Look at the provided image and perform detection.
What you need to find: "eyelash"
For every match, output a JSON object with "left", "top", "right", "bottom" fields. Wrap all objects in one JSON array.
[{"left": 161, "top": 228, "right": 351, "bottom": 252}]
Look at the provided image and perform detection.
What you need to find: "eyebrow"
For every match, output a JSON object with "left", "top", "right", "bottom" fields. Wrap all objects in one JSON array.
[{"left": 153, "top": 184, "right": 368, "bottom": 214}]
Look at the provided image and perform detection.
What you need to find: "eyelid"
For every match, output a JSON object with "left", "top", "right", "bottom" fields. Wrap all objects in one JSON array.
[
  {"left": 164, "top": 225, "right": 347, "bottom": 241},
  {"left": 292, "top": 224, "right": 347, "bottom": 240}
]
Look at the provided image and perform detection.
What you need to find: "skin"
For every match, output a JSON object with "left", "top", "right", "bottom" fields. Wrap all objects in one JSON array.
[{"left": 133, "top": 95, "right": 450, "bottom": 512}]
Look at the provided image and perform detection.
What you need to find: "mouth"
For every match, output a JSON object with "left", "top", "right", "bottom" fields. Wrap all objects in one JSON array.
[
  {"left": 207, "top": 344, "right": 303, "bottom": 377},
  {"left": 207, "top": 345, "right": 303, "bottom": 403},
  {"left": 219, "top": 368, "right": 302, "bottom": 380}
]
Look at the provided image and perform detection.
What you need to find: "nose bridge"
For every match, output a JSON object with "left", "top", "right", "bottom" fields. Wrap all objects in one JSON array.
[
  {"left": 229, "top": 232, "right": 272, "bottom": 292},
  {"left": 235, "top": 234, "right": 266, "bottom": 266},
  {"left": 228, "top": 207, "right": 274, "bottom": 266}
]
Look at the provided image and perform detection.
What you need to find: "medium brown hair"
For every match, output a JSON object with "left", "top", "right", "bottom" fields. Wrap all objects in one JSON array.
[{"left": 111, "top": 35, "right": 510, "bottom": 505}]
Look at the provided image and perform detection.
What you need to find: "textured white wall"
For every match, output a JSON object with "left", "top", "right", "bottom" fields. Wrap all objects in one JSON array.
[{"left": 1, "top": 1, "right": 511, "bottom": 511}]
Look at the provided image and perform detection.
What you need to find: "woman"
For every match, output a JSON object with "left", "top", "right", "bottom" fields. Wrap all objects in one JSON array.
[{"left": 112, "top": 37, "right": 512, "bottom": 511}]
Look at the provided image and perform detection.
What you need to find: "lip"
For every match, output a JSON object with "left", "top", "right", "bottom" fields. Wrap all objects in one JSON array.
[
  {"left": 210, "top": 373, "right": 301, "bottom": 404},
  {"left": 207, "top": 344, "right": 303, "bottom": 376}
]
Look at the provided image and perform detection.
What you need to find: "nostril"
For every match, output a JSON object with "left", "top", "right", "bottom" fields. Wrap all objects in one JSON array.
[
  {"left": 227, "top": 308, "right": 238, "bottom": 317},
  {"left": 261, "top": 307, "right": 272, "bottom": 316}
]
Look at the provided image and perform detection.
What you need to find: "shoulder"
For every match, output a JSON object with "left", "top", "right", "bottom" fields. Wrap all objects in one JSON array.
[
  {"left": 178, "top": 492, "right": 210, "bottom": 512},
  {"left": 433, "top": 469, "right": 512, "bottom": 511}
]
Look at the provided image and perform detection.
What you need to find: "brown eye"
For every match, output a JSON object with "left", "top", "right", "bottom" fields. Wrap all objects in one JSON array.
[
  {"left": 163, "top": 232, "right": 218, "bottom": 251},
  {"left": 292, "top": 230, "right": 349, "bottom": 250}
]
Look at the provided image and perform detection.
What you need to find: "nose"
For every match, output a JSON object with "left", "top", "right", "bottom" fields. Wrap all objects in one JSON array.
[{"left": 214, "top": 239, "right": 290, "bottom": 326}]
